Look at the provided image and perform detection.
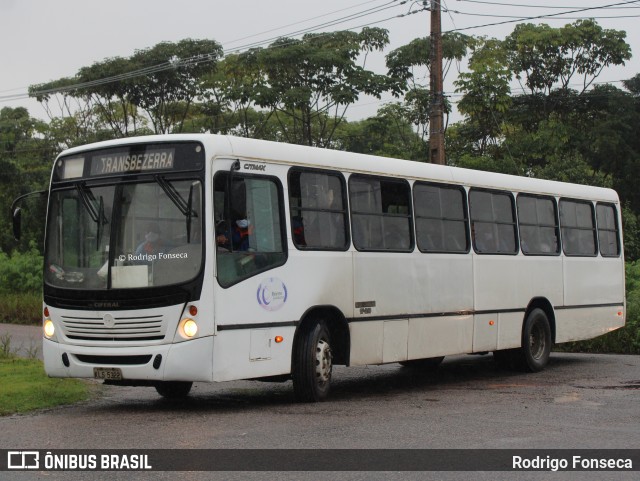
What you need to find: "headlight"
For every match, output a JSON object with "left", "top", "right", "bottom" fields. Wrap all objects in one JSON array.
[
  {"left": 44, "top": 319, "right": 55, "bottom": 338},
  {"left": 179, "top": 318, "right": 198, "bottom": 339}
]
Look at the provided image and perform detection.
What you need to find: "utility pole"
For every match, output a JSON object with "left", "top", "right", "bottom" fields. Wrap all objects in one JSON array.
[{"left": 429, "top": 0, "right": 445, "bottom": 165}]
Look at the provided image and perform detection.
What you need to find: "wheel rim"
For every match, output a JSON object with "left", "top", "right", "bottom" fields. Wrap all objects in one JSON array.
[
  {"left": 529, "top": 321, "right": 546, "bottom": 360},
  {"left": 315, "top": 338, "right": 332, "bottom": 385}
]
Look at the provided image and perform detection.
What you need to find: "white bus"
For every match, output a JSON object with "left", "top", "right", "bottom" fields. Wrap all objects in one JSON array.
[{"left": 21, "top": 134, "right": 625, "bottom": 402}]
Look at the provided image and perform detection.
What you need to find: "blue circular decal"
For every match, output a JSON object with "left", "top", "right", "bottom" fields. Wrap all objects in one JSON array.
[{"left": 257, "top": 278, "right": 288, "bottom": 311}]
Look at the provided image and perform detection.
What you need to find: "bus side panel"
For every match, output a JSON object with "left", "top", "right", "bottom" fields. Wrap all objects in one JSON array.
[
  {"left": 351, "top": 252, "right": 473, "bottom": 364},
  {"left": 408, "top": 315, "right": 473, "bottom": 359},
  {"left": 559, "top": 256, "right": 625, "bottom": 343},
  {"left": 474, "top": 255, "right": 563, "bottom": 350},
  {"left": 349, "top": 321, "right": 384, "bottom": 365},
  {"left": 212, "top": 251, "right": 353, "bottom": 382},
  {"left": 563, "top": 257, "right": 624, "bottom": 306},
  {"left": 555, "top": 306, "right": 625, "bottom": 343}
]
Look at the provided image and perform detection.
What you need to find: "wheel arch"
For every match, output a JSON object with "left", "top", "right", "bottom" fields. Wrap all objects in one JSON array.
[
  {"left": 524, "top": 297, "right": 556, "bottom": 344},
  {"left": 293, "top": 305, "right": 351, "bottom": 366}
]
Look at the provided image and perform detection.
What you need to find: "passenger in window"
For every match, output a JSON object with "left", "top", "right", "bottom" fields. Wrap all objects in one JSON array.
[
  {"left": 135, "top": 223, "right": 164, "bottom": 257},
  {"left": 216, "top": 219, "right": 253, "bottom": 251},
  {"left": 292, "top": 216, "right": 306, "bottom": 246}
]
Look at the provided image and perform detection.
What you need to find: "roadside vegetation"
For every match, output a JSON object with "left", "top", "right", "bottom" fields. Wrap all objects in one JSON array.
[
  {"left": 0, "top": 246, "right": 42, "bottom": 324},
  {"left": 0, "top": 335, "right": 91, "bottom": 416}
]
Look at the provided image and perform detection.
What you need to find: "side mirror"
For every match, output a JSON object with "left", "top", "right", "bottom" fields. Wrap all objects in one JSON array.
[{"left": 12, "top": 207, "right": 22, "bottom": 241}]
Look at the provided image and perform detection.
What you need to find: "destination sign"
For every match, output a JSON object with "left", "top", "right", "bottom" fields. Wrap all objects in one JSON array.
[{"left": 90, "top": 149, "right": 176, "bottom": 176}]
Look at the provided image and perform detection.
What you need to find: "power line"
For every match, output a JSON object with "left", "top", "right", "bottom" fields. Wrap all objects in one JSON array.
[
  {"left": 445, "top": 0, "right": 640, "bottom": 32},
  {"left": 221, "top": 0, "right": 391, "bottom": 47},
  {"left": 0, "top": 1, "right": 413, "bottom": 104},
  {"left": 455, "top": 0, "right": 640, "bottom": 9},
  {"left": 449, "top": 10, "right": 640, "bottom": 19}
]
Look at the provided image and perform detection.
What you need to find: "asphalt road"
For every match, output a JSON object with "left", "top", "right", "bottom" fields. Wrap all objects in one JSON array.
[{"left": 1, "top": 323, "right": 638, "bottom": 480}]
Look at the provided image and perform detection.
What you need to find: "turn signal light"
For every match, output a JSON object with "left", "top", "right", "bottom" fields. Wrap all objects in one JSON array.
[
  {"left": 44, "top": 307, "right": 50, "bottom": 318},
  {"left": 275, "top": 336, "right": 284, "bottom": 344},
  {"left": 189, "top": 305, "right": 198, "bottom": 316}
]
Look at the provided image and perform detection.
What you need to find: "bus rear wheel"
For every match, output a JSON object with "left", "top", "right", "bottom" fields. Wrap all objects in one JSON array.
[
  {"left": 514, "top": 308, "right": 552, "bottom": 372},
  {"left": 292, "top": 320, "right": 332, "bottom": 402},
  {"left": 155, "top": 381, "right": 193, "bottom": 399}
]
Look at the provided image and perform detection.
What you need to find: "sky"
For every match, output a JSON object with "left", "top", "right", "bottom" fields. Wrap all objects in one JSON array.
[{"left": 1, "top": 0, "right": 640, "bottom": 122}]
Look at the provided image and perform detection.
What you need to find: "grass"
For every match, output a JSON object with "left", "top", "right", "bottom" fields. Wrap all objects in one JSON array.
[
  {"left": 0, "top": 356, "right": 91, "bottom": 416},
  {"left": 0, "top": 292, "right": 42, "bottom": 325}
]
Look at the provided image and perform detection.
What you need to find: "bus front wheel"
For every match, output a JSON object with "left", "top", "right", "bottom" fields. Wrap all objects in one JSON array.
[
  {"left": 515, "top": 308, "right": 552, "bottom": 372},
  {"left": 155, "top": 381, "right": 193, "bottom": 399},
  {"left": 292, "top": 320, "right": 332, "bottom": 402}
]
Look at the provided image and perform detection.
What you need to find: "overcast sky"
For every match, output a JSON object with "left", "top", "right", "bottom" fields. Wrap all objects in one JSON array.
[{"left": 1, "top": 0, "right": 639, "bottom": 121}]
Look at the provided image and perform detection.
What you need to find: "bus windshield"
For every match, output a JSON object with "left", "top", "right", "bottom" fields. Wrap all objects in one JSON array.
[{"left": 45, "top": 178, "right": 203, "bottom": 290}]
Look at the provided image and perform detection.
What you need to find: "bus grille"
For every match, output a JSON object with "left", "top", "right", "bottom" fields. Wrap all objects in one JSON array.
[{"left": 60, "top": 314, "right": 166, "bottom": 342}]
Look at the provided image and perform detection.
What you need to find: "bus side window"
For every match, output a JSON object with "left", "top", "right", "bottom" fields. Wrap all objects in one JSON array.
[
  {"left": 469, "top": 189, "right": 517, "bottom": 255},
  {"left": 288, "top": 169, "right": 349, "bottom": 250},
  {"left": 414, "top": 182, "right": 469, "bottom": 253},
  {"left": 560, "top": 199, "right": 597, "bottom": 257},
  {"left": 213, "top": 172, "right": 287, "bottom": 287},
  {"left": 349, "top": 175, "right": 413, "bottom": 252},
  {"left": 517, "top": 194, "right": 560, "bottom": 256},
  {"left": 596, "top": 203, "right": 621, "bottom": 257}
]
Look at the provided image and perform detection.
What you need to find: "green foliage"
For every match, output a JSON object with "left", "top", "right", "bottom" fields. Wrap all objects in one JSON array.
[
  {"left": 30, "top": 38, "right": 223, "bottom": 136},
  {"left": 0, "top": 357, "right": 89, "bottom": 415},
  {"left": 0, "top": 245, "right": 43, "bottom": 294},
  {"left": 0, "top": 292, "right": 42, "bottom": 325},
  {"left": 335, "top": 103, "right": 427, "bottom": 160},
  {"left": 505, "top": 20, "right": 631, "bottom": 95},
  {"left": 247, "top": 28, "right": 393, "bottom": 146}
]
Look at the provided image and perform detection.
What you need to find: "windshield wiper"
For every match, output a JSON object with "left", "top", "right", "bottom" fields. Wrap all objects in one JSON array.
[
  {"left": 75, "top": 183, "right": 108, "bottom": 250},
  {"left": 76, "top": 183, "right": 99, "bottom": 223},
  {"left": 155, "top": 176, "right": 198, "bottom": 242}
]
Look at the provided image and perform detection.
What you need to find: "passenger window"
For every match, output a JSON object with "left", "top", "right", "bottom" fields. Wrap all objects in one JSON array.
[
  {"left": 349, "top": 175, "right": 413, "bottom": 252},
  {"left": 517, "top": 195, "right": 560, "bottom": 255},
  {"left": 414, "top": 183, "right": 469, "bottom": 253},
  {"left": 288, "top": 169, "right": 349, "bottom": 250},
  {"left": 214, "top": 172, "right": 287, "bottom": 287},
  {"left": 596, "top": 203, "right": 620, "bottom": 257},
  {"left": 559, "top": 199, "right": 597, "bottom": 256},
  {"left": 469, "top": 189, "right": 517, "bottom": 254}
]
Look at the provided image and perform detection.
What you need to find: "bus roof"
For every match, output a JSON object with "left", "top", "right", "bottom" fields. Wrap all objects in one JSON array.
[{"left": 59, "top": 133, "right": 619, "bottom": 203}]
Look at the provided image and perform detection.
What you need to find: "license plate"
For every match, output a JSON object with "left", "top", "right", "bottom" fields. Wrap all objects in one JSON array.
[{"left": 93, "top": 367, "right": 123, "bottom": 380}]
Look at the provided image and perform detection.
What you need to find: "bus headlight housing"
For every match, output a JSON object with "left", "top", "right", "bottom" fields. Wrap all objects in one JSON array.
[
  {"left": 44, "top": 319, "right": 56, "bottom": 339},
  {"left": 179, "top": 318, "right": 198, "bottom": 339}
]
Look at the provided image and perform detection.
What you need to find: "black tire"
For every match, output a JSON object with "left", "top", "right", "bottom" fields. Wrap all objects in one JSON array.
[
  {"left": 155, "top": 381, "right": 193, "bottom": 399},
  {"left": 399, "top": 356, "right": 444, "bottom": 369},
  {"left": 513, "top": 308, "right": 552, "bottom": 372},
  {"left": 292, "top": 320, "right": 332, "bottom": 402}
]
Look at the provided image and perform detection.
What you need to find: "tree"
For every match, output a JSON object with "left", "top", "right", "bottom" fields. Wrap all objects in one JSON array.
[
  {"left": 0, "top": 108, "right": 51, "bottom": 253},
  {"left": 246, "top": 28, "right": 393, "bottom": 147},
  {"left": 29, "top": 39, "right": 223, "bottom": 135},
  {"left": 386, "top": 33, "right": 474, "bottom": 141},
  {"left": 334, "top": 103, "right": 426, "bottom": 160},
  {"left": 505, "top": 20, "right": 631, "bottom": 96},
  {"left": 453, "top": 37, "right": 512, "bottom": 157}
]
